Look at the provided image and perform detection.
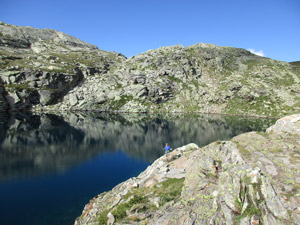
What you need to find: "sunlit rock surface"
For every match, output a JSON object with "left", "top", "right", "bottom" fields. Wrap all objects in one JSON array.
[{"left": 75, "top": 114, "right": 300, "bottom": 225}]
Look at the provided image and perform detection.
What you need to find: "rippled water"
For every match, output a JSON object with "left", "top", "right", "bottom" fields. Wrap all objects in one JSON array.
[{"left": 0, "top": 112, "right": 276, "bottom": 225}]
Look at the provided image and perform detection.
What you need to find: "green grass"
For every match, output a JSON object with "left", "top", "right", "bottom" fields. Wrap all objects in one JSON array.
[
  {"left": 4, "top": 83, "right": 57, "bottom": 94},
  {"left": 234, "top": 179, "right": 264, "bottom": 223},
  {"left": 0, "top": 48, "right": 119, "bottom": 73},
  {"left": 167, "top": 75, "right": 182, "bottom": 84},
  {"left": 108, "top": 95, "right": 134, "bottom": 110},
  {"left": 153, "top": 178, "right": 185, "bottom": 206},
  {"left": 98, "top": 210, "right": 109, "bottom": 225},
  {"left": 143, "top": 63, "right": 158, "bottom": 71},
  {"left": 4, "top": 83, "right": 36, "bottom": 92},
  {"left": 112, "top": 195, "right": 147, "bottom": 221},
  {"left": 1, "top": 58, "right": 28, "bottom": 70},
  {"left": 225, "top": 94, "right": 281, "bottom": 117},
  {"left": 104, "top": 178, "right": 185, "bottom": 223},
  {"left": 273, "top": 73, "right": 295, "bottom": 86},
  {"left": 49, "top": 52, "right": 100, "bottom": 68}
]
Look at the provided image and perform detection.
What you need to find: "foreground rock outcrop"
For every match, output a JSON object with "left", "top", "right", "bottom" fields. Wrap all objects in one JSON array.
[
  {"left": 1, "top": 22, "right": 300, "bottom": 116},
  {"left": 75, "top": 114, "right": 300, "bottom": 225}
]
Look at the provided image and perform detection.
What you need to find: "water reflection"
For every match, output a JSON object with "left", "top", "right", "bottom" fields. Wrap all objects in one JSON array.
[{"left": 0, "top": 112, "right": 276, "bottom": 181}]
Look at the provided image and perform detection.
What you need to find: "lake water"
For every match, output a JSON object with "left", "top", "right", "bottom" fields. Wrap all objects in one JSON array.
[{"left": 0, "top": 112, "right": 276, "bottom": 225}]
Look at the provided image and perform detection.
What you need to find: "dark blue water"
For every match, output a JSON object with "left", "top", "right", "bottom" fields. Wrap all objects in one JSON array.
[
  {"left": 0, "top": 151, "right": 148, "bottom": 225},
  {"left": 0, "top": 112, "right": 276, "bottom": 225}
]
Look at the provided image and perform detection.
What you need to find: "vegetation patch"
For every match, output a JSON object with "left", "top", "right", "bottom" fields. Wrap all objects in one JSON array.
[
  {"left": 233, "top": 142, "right": 251, "bottom": 160},
  {"left": 98, "top": 209, "right": 109, "bottom": 225},
  {"left": 273, "top": 73, "right": 295, "bottom": 87},
  {"left": 167, "top": 75, "right": 182, "bottom": 84},
  {"left": 99, "top": 178, "right": 184, "bottom": 224},
  {"left": 244, "top": 59, "right": 259, "bottom": 70},
  {"left": 4, "top": 83, "right": 35, "bottom": 92},
  {"left": 234, "top": 178, "right": 264, "bottom": 223},
  {"left": 108, "top": 95, "right": 134, "bottom": 110},
  {"left": 112, "top": 195, "right": 147, "bottom": 221},
  {"left": 225, "top": 95, "right": 282, "bottom": 117},
  {"left": 153, "top": 178, "right": 185, "bottom": 206}
]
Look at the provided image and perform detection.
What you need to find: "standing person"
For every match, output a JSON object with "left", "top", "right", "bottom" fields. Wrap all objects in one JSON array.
[{"left": 163, "top": 143, "right": 172, "bottom": 160}]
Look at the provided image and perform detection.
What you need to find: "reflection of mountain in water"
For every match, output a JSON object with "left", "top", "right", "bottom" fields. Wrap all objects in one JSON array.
[{"left": 0, "top": 112, "right": 276, "bottom": 180}]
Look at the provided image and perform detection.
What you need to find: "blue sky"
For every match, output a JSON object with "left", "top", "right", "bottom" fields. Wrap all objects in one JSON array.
[{"left": 1, "top": 0, "right": 299, "bottom": 62}]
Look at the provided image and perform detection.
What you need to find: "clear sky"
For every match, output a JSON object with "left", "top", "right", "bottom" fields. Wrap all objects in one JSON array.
[{"left": 1, "top": 0, "right": 299, "bottom": 62}]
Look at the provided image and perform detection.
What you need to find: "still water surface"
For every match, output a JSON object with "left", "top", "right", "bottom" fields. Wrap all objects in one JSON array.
[{"left": 0, "top": 112, "right": 276, "bottom": 225}]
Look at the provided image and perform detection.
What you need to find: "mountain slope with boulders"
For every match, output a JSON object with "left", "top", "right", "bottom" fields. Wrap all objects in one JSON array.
[{"left": 1, "top": 22, "right": 300, "bottom": 116}]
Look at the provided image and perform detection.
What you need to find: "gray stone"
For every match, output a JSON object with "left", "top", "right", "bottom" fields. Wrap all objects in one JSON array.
[
  {"left": 106, "top": 212, "right": 114, "bottom": 225},
  {"left": 266, "top": 114, "right": 300, "bottom": 136},
  {"left": 69, "top": 93, "right": 78, "bottom": 106},
  {"left": 95, "top": 93, "right": 107, "bottom": 104},
  {"left": 39, "top": 90, "right": 52, "bottom": 106}
]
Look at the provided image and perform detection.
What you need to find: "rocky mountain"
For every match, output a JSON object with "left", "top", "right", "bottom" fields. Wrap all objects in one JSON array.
[
  {"left": 75, "top": 114, "right": 300, "bottom": 225},
  {"left": 1, "top": 21, "right": 300, "bottom": 116},
  {"left": 0, "top": 21, "right": 125, "bottom": 111}
]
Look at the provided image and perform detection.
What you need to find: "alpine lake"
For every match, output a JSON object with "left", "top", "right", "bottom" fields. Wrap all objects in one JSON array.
[{"left": 0, "top": 112, "right": 276, "bottom": 225}]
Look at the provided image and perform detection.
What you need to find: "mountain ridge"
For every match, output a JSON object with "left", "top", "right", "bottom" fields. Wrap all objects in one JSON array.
[{"left": 0, "top": 22, "right": 299, "bottom": 117}]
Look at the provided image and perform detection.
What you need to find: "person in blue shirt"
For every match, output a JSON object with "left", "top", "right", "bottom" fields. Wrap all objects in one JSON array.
[{"left": 163, "top": 143, "right": 172, "bottom": 160}]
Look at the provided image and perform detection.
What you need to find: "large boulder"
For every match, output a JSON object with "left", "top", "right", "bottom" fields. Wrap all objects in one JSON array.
[
  {"left": 69, "top": 93, "right": 78, "bottom": 106},
  {"left": 266, "top": 114, "right": 300, "bottom": 137}
]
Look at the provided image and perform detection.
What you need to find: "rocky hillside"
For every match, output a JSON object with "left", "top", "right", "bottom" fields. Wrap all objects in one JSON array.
[
  {"left": 1, "top": 22, "right": 300, "bottom": 116},
  {"left": 0, "top": 21, "right": 125, "bottom": 111},
  {"left": 75, "top": 114, "right": 300, "bottom": 225}
]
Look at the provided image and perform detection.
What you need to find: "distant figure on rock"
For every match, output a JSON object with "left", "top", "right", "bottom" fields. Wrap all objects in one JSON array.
[{"left": 163, "top": 143, "right": 172, "bottom": 160}]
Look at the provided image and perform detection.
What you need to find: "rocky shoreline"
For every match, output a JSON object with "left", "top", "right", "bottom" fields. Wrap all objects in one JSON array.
[{"left": 75, "top": 114, "right": 300, "bottom": 225}]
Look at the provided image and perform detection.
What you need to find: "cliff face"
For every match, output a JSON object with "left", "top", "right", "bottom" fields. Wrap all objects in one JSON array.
[
  {"left": 1, "top": 22, "right": 299, "bottom": 116},
  {"left": 75, "top": 114, "right": 300, "bottom": 225}
]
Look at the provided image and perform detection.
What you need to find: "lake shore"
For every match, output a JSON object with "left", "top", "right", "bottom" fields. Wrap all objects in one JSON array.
[{"left": 75, "top": 114, "right": 300, "bottom": 225}]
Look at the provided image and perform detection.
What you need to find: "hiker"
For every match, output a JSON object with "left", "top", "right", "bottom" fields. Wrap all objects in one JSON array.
[{"left": 163, "top": 143, "right": 172, "bottom": 159}]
